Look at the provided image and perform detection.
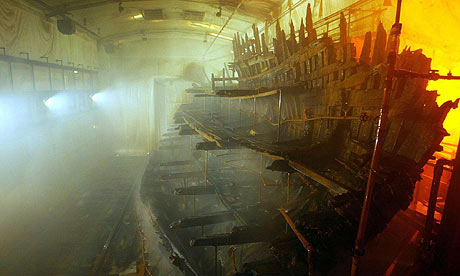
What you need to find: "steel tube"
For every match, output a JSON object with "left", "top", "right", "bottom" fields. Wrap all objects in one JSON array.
[
  {"left": 277, "top": 89, "right": 282, "bottom": 142},
  {"left": 287, "top": 173, "right": 291, "bottom": 203},
  {"left": 438, "top": 135, "right": 460, "bottom": 273},
  {"left": 205, "top": 150, "right": 208, "bottom": 187},
  {"left": 222, "top": 68, "right": 226, "bottom": 89},
  {"left": 351, "top": 1, "right": 402, "bottom": 275},
  {"left": 239, "top": 99, "right": 242, "bottom": 127},
  {"left": 41, "top": 56, "right": 52, "bottom": 91},
  {"left": 280, "top": 209, "right": 314, "bottom": 275},
  {"left": 183, "top": 178, "right": 187, "bottom": 207},
  {"left": 56, "top": 60, "right": 66, "bottom": 90},
  {"left": 189, "top": 136, "right": 193, "bottom": 158},
  {"left": 193, "top": 195, "right": 196, "bottom": 215},
  {"left": 214, "top": 246, "right": 218, "bottom": 276},
  {"left": 253, "top": 97, "right": 256, "bottom": 129},
  {"left": 425, "top": 159, "right": 450, "bottom": 237}
]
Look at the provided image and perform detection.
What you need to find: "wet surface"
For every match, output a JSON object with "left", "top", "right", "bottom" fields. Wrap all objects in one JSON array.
[{"left": 0, "top": 155, "right": 147, "bottom": 276}]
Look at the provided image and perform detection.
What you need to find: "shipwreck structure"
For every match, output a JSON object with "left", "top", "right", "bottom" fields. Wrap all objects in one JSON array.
[{"left": 140, "top": 2, "right": 458, "bottom": 275}]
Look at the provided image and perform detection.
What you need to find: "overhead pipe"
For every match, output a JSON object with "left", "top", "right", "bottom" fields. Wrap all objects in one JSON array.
[{"left": 204, "top": 0, "right": 246, "bottom": 56}]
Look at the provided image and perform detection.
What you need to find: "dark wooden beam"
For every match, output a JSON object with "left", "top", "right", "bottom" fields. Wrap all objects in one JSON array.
[
  {"left": 266, "top": 160, "right": 296, "bottom": 173},
  {"left": 190, "top": 226, "right": 277, "bottom": 246},
  {"left": 195, "top": 141, "right": 240, "bottom": 150},
  {"left": 173, "top": 185, "right": 216, "bottom": 195},
  {"left": 159, "top": 160, "right": 193, "bottom": 167},
  {"left": 159, "top": 144, "right": 187, "bottom": 150},
  {"left": 160, "top": 136, "right": 185, "bottom": 143},
  {"left": 179, "top": 128, "right": 198, "bottom": 136},
  {"left": 169, "top": 211, "right": 235, "bottom": 229},
  {"left": 162, "top": 132, "right": 179, "bottom": 137},
  {"left": 160, "top": 171, "right": 203, "bottom": 180}
]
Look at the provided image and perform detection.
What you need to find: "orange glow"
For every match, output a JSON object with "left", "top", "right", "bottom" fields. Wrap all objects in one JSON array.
[{"left": 381, "top": 0, "right": 460, "bottom": 147}]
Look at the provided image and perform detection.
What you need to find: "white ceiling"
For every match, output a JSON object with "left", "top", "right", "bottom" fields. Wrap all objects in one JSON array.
[{"left": 26, "top": 0, "right": 284, "bottom": 42}]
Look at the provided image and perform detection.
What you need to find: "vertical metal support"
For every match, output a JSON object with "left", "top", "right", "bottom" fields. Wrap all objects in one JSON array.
[
  {"left": 287, "top": 172, "right": 291, "bottom": 203},
  {"left": 69, "top": 62, "right": 76, "bottom": 89},
  {"left": 260, "top": 154, "right": 264, "bottom": 171},
  {"left": 351, "top": 1, "right": 402, "bottom": 275},
  {"left": 425, "top": 159, "right": 450, "bottom": 238},
  {"left": 0, "top": 48, "right": 14, "bottom": 91},
  {"left": 257, "top": 153, "right": 264, "bottom": 204},
  {"left": 277, "top": 89, "right": 283, "bottom": 142},
  {"left": 280, "top": 209, "right": 314, "bottom": 275},
  {"left": 204, "top": 96, "right": 207, "bottom": 113},
  {"left": 348, "top": 8, "right": 351, "bottom": 38},
  {"left": 227, "top": 99, "right": 230, "bottom": 122},
  {"left": 222, "top": 68, "right": 226, "bottom": 89},
  {"left": 285, "top": 172, "right": 291, "bottom": 233},
  {"left": 89, "top": 70, "right": 94, "bottom": 92},
  {"left": 211, "top": 73, "right": 215, "bottom": 91},
  {"left": 438, "top": 136, "right": 460, "bottom": 273},
  {"left": 57, "top": 60, "right": 65, "bottom": 90},
  {"left": 230, "top": 247, "right": 238, "bottom": 273},
  {"left": 182, "top": 178, "right": 187, "bottom": 208},
  {"left": 205, "top": 150, "right": 209, "bottom": 187},
  {"left": 189, "top": 136, "right": 193, "bottom": 159},
  {"left": 258, "top": 178, "right": 262, "bottom": 203},
  {"left": 41, "top": 56, "right": 52, "bottom": 91},
  {"left": 77, "top": 64, "right": 83, "bottom": 90},
  {"left": 193, "top": 195, "right": 196, "bottom": 215},
  {"left": 239, "top": 99, "right": 242, "bottom": 127},
  {"left": 214, "top": 246, "right": 218, "bottom": 276},
  {"left": 220, "top": 97, "right": 222, "bottom": 114},
  {"left": 20, "top": 52, "right": 35, "bottom": 91},
  {"left": 253, "top": 97, "right": 256, "bottom": 129}
]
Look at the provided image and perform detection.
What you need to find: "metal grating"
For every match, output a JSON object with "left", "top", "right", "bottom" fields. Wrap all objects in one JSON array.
[
  {"left": 182, "top": 10, "right": 205, "bottom": 21},
  {"left": 142, "top": 9, "right": 164, "bottom": 20}
]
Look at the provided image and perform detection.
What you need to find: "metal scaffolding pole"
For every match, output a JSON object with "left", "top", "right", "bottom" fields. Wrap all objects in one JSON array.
[
  {"left": 351, "top": 1, "right": 403, "bottom": 275},
  {"left": 277, "top": 89, "right": 283, "bottom": 142},
  {"left": 205, "top": 150, "right": 209, "bottom": 187}
]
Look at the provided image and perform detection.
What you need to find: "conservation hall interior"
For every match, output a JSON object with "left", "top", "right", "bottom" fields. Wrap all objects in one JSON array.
[{"left": 1, "top": 0, "right": 459, "bottom": 275}]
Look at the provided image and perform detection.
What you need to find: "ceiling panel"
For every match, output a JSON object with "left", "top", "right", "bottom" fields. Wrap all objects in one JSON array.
[{"left": 26, "top": 0, "right": 283, "bottom": 41}]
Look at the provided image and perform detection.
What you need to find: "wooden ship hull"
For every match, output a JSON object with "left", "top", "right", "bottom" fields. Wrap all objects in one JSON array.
[{"left": 139, "top": 4, "right": 458, "bottom": 276}]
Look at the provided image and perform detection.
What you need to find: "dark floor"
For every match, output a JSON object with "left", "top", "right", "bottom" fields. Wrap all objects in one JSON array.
[
  {"left": 0, "top": 155, "right": 147, "bottom": 276},
  {"left": 328, "top": 207, "right": 426, "bottom": 276}
]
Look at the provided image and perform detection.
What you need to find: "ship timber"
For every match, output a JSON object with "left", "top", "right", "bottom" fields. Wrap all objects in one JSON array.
[{"left": 140, "top": 3, "right": 458, "bottom": 276}]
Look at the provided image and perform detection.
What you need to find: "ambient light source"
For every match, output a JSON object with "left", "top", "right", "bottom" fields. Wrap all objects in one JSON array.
[
  {"left": 43, "top": 98, "right": 53, "bottom": 107},
  {"left": 133, "top": 14, "right": 143, "bottom": 19},
  {"left": 90, "top": 91, "right": 115, "bottom": 108},
  {"left": 191, "top": 22, "right": 221, "bottom": 30},
  {"left": 90, "top": 92, "right": 105, "bottom": 102},
  {"left": 43, "top": 92, "right": 74, "bottom": 115},
  {"left": 192, "top": 22, "right": 210, "bottom": 28},
  {"left": 209, "top": 33, "right": 233, "bottom": 41}
]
